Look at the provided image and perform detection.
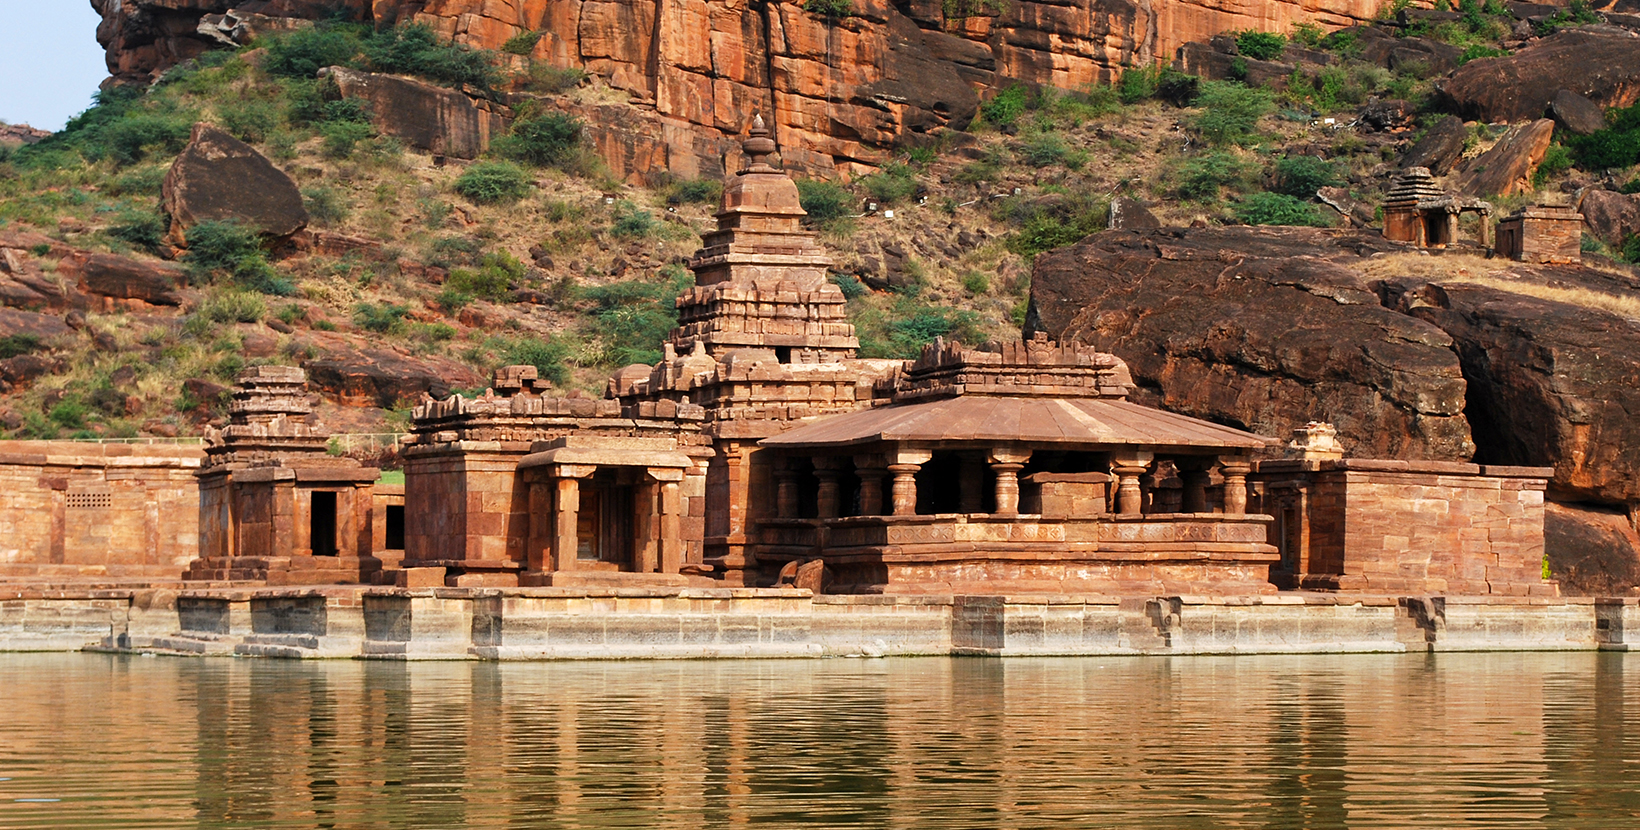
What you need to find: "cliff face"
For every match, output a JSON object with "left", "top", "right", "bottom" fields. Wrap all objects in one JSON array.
[{"left": 92, "top": 0, "right": 1379, "bottom": 173}]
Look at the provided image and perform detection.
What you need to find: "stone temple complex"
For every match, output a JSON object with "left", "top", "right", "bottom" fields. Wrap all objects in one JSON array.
[{"left": 1, "top": 118, "right": 1594, "bottom": 660}]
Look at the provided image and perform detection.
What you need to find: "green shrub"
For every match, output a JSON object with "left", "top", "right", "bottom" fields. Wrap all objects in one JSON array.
[
  {"left": 500, "top": 30, "right": 543, "bottom": 56},
  {"left": 302, "top": 186, "right": 351, "bottom": 226},
  {"left": 1235, "top": 31, "right": 1287, "bottom": 61},
  {"left": 492, "top": 113, "right": 583, "bottom": 168},
  {"left": 1119, "top": 65, "right": 1201, "bottom": 106},
  {"left": 427, "top": 234, "right": 483, "bottom": 267},
  {"left": 219, "top": 99, "right": 281, "bottom": 143},
  {"left": 665, "top": 178, "right": 723, "bottom": 206},
  {"left": 1458, "top": 44, "right": 1509, "bottom": 65},
  {"left": 1174, "top": 150, "right": 1259, "bottom": 201},
  {"left": 1621, "top": 234, "right": 1640, "bottom": 264},
  {"left": 1290, "top": 22, "right": 1324, "bottom": 47},
  {"left": 196, "top": 289, "right": 268, "bottom": 324},
  {"left": 446, "top": 251, "right": 523, "bottom": 299},
  {"left": 981, "top": 86, "right": 1029, "bottom": 128},
  {"left": 1017, "top": 134, "right": 1083, "bottom": 169},
  {"left": 265, "top": 28, "right": 361, "bottom": 79},
  {"left": 797, "top": 179, "right": 854, "bottom": 225},
  {"left": 0, "top": 334, "right": 42, "bottom": 359},
  {"left": 525, "top": 64, "right": 589, "bottom": 94},
  {"left": 101, "top": 113, "right": 194, "bottom": 165},
  {"left": 830, "top": 273, "right": 868, "bottom": 299},
  {"left": 454, "top": 161, "right": 532, "bottom": 204},
  {"left": 1533, "top": 144, "right": 1574, "bottom": 186},
  {"left": 859, "top": 163, "right": 919, "bottom": 204},
  {"left": 1191, "top": 81, "right": 1274, "bottom": 146},
  {"left": 1570, "top": 107, "right": 1640, "bottom": 170},
  {"left": 363, "top": 24, "right": 501, "bottom": 91},
  {"left": 353, "top": 302, "right": 410, "bottom": 334},
  {"left": 108, "top": 210, "right": 166, "bottom": 252},
  {"left": 854, "top": 296, "right": 986, "bottom": 359},
  {"left": 961, "top": 271, "right": 990, "bottom": 295},
  {"left": 1272, "top": 156, "right": 1341, "bottom": 198},
  {"left": 182, "top": 220, "right": 263, "bottom": 279},
  {"left": 610, "top": 202, "right": 660, "bottom": 239},
  {"left": 319, "top": 120, "right": 373, "bottom": 157},
  {"left": 499, "top": 336, "right": 572, "bottom": 385},
  {"left": 1236, "top": 192, "right": 1331, "bottom": 227},
  {"left": 580, "top": 270, "right": 692, "bottom": 366},
  {"left": 999, "top": 191, "right": 1108, "bottom": 258},
  {"left": 803, "top": 0, "right": 854, "bottom": 17}
]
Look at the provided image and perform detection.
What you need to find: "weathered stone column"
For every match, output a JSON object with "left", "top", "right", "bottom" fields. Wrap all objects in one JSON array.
[
  {"left": 649, "top": 468, "right": 684, "bottom": 574},
  {"left": 813, "top": 457, "right": 848, "bottom": 519},
  {"left": 959, "top": 455, "right": 985, "bottom": 513},
  {"left": 888, "top": 449, "right": 932, "bottom": 517},
  {"left": 635, "top": 478, "right": 658, "bottom": 573},
  {"left": 854, "top": 455, "right": 886, "bottom": 516},
  {"left": 1179, "top": 457, "right": 1213, "bottom": 514},
  {"left": 1220, "top": 457, "right": 1252, "bottom": 516},
  {"left": 1110, "top": 451, "right": 1154, "bottom": 516},
  {"left": 551, "top": 465, "right": 595, "bottom": 571},
  {"left": 775, "top": 467, "right": 801, "bottom": 519},
  {"left": 988, "top": 446, "right": 1032, "bottom": 516},
  {"left": 526, "top": 480, "right": 551, "bottom": 573}
]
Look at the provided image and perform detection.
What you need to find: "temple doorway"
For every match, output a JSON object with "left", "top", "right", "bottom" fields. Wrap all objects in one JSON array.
[{"left": 310, "top": 491, "right": 338, "bottom": 556}]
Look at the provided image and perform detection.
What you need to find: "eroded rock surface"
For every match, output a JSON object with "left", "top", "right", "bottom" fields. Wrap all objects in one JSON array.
[
  {"left": 161, "top": 122, "right": 307, "bottom": 245},
  {"left": 1439, "top": 28, "right": 1640, "bottom": 122},
  {"left": 303, "top": 342, "right": 481, "bottom": 408},
  {"left": 1452, "top": 118, "right": 1555, "bottom": 198},
  {"left": 1579, "top": 188, "right": 1640, "bottom": 247}
]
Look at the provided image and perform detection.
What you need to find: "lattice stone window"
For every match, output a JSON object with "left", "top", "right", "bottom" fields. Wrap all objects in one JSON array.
[{"left": 66, "top": 492, "right": 112, "bottom": 509}]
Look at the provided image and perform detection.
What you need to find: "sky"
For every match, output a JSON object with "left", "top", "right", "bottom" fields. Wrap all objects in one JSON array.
[{"left": 0, "top": 2, "right": 111, "bottom": 132}]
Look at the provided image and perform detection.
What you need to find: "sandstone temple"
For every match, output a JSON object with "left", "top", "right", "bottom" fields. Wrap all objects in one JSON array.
[{"left": 0, "top": 120, "right": 1557, "bottom": 605}]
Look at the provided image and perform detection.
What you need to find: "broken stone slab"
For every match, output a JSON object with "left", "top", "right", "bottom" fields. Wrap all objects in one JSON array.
[{"left": 161, "top": 122, "right": 307, "bottom": 246}]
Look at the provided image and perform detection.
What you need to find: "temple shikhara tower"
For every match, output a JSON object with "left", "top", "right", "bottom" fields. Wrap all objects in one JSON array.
[{"left": 174, "top": 117, "right": 1554, "bottom": 601}]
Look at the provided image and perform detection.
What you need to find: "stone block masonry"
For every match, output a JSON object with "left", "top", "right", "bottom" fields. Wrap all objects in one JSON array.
[
  {"left": 0, "top": 442, "right": 203, "bottom": 580},
  {"left": 1, "top": 586, "right": 1631, "bottom": 659}
]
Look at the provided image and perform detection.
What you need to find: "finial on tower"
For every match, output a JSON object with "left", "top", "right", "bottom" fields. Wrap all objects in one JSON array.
[{"left": 742, "top": 113, "right": 777, "bottom": 170}]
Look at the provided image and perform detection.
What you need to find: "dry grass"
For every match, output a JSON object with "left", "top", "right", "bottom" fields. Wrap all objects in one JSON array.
[{"left": 1360, "top": 252, "right": 1640, "bottom": 320}]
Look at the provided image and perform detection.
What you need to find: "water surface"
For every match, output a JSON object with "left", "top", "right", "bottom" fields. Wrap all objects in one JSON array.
[{"left": 1, "top": 652, "right": 1638, "bottom": 829}]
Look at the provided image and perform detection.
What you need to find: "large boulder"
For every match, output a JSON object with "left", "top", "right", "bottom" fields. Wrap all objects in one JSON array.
[
  {"left": 1401, "top": 115, "right": 1470, "bottom": 176},
  {"left": 1439, "top": 29, "right": 1640, "bottom": 123},
  {"left": 57, "top": 253, "right": 186, "bottom": 306},
  {"left": 1381, "top": 275, "right": 1640, "bottom": 505},
  {"left": 1452, "top": 119, "right": 1555, "bottom": 197},
  {"left": 1579, "top": 188, "right": 1640, "bottom": 247},
  {"left": 161, "top": 122, "right": 307, "bottom": 246},
  {"left": 1545, "top": 502, "right": 1640, "bottom": 595},
  {"left": 1026, "top": 227, "right": 1475, "bottom": 461},
  {"left": 326, "top": 68, "right": 508, "bottom": 160},
  {"left": 303, "top": 344, "right": 481, "bottom": 408},
  {"left": 1550, "top": 88, "right": 1610, "bottom": 136}
]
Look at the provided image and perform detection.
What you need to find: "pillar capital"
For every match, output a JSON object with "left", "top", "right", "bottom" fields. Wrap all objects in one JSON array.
[
  {"left": 891, "top": 447, "right": 933, "bottom": 467},
  {"left": 987, "top": 445, "right": 1032, "bottom": 465}
]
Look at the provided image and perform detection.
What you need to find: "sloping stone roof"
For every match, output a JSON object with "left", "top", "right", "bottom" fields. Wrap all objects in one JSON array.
[{"left": 761, "top": 395, "right": 1275, "bottom": 451}]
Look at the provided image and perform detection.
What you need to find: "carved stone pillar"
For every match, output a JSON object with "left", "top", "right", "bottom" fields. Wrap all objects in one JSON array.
[
  {"left": 958, "top": 455, "right": 985, "bottom": 513},
  {"left": 1178, "top": 457, "right": 1213, "bottom": 514},
  {"left": 1220, "top": 457, "right": 1252, "bottom": 516},
  {"left": 775, "top": 468, "right": 801, "bottom": 519},
  {"left": 1110, "top": 451, "right": 1154, "bottom": 516},
  {"left": 813, "top": 457, "right": 848, "bottom": 519},
  {"left": 854, "top": 455, "right": 886, "bottom": 516},
  {"left": 552, "top": 476, "right": 580, "bottom": 572},
  {"left": 988, "top": 446, "right": 1032, "bottom": 516},
  {"left": 889, "top": 449, "right": 932, "bottom": 517},
  {"left": 649, "top": 468, "right": 684, "bottom": 574}
]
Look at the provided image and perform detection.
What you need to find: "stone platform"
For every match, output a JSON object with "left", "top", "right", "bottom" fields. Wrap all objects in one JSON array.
[{"left": 3, "top": 584, "right": 1637, "bottom": 659}]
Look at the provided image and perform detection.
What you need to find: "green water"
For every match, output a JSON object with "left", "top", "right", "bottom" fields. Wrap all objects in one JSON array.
[{"left": 0, "top": 652, "right": 1637, "bottom": 828}]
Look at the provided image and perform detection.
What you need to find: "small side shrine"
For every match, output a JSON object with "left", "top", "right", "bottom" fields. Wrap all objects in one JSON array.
[
  {"left": 1495, "top": 204, "right": 1583, "bottom": 264},
  {"left": 186, "top": 366, "right": 381, "bottom": 584},
  {"left": 1383, "top": 167, "right": 1493, "bottom": 249},
  {"left": 756, "top": 334, "right": 1282, "bottom": 595}
]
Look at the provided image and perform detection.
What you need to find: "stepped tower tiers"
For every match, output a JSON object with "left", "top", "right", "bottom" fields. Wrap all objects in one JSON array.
[{"left": 671, "top": 115, "right": 859, "bottom": 364}]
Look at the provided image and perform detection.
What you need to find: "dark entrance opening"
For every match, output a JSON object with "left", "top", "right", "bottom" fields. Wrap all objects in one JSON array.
[
  {"left": 384, "top": 504, "right": 405, "bottom": 550},
  {"left": 311, "top": 491, "right": 338, "bottom": 556}
]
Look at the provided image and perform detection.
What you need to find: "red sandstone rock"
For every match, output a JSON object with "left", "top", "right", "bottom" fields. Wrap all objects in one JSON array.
[
  {"left": 57, "top": 252, "right": 187, "bottom": 306},
  {"left": 303, "top": 344, "right": 481, "bottom": 408},
  {"left": 1545, "top": 501, "right": 1640, "bottom": 595},
  {"left": 327, "top": 68, "right": 507, "bottom": 160},
  {"left": 1452, "top": 119, "right": 1555, "bottom": 198},
  {"left": 1028, "top": 227, "right": 1475, "bottom": 462},
  {"left": 162, "top": 123, "right": 308, "bottom": 246},
  {"left": 1578, "top": 188, "right": 1640, "bottom": 247},
  {"left": 1400, "top": 115, "right": 1469, "bottom": 177},
  {"left": 1439, "top": 28, "right": 1640, "bottom": 123},
  {"left": 1549, "top": 88, "right": 1609, "bottom": 136}
]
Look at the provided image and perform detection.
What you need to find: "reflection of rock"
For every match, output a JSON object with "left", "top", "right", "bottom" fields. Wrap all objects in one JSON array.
[
  {"left": 1578, "top": 189, "right": 1640, "bottom": 248},
  {"left": 1027, "top": 227, "right": 1474, "bottom": 462},
  {"left": 1545, "top": 502, "right": 1640, "bottom": 595},
  {"left": 1400, "top": 115, "right": 1468, "bottom": 177},
  {"left": 161, "top": 123, "right": 307, "bottom": 246},
  {"left": 1439, "top": 29, "right": 1640, "bottom": 122},
  {"left": 1452, "top": 119, "right": 1555, "bottom": 198}
]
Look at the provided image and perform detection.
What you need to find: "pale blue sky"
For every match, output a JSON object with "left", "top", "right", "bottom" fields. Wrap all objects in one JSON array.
[{"left": 0, "top": 2, "right": 111, "bottom": 132}]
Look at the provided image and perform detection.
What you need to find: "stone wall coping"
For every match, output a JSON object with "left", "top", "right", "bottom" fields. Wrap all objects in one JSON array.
[{"left": 1255, "top": 458, "right": 1553, "bottom": 478}]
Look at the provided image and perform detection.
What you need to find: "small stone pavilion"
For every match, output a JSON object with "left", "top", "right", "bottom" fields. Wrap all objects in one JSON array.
[
  {"left": 1495, "top": 204, "right": 1584, "bottom": 264},
  {"left": 186, "top": 366, "right": 383, "bottom": 585},
  {"left": 1383, "top": 166, "right": 1493, "bottom": 249}
]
